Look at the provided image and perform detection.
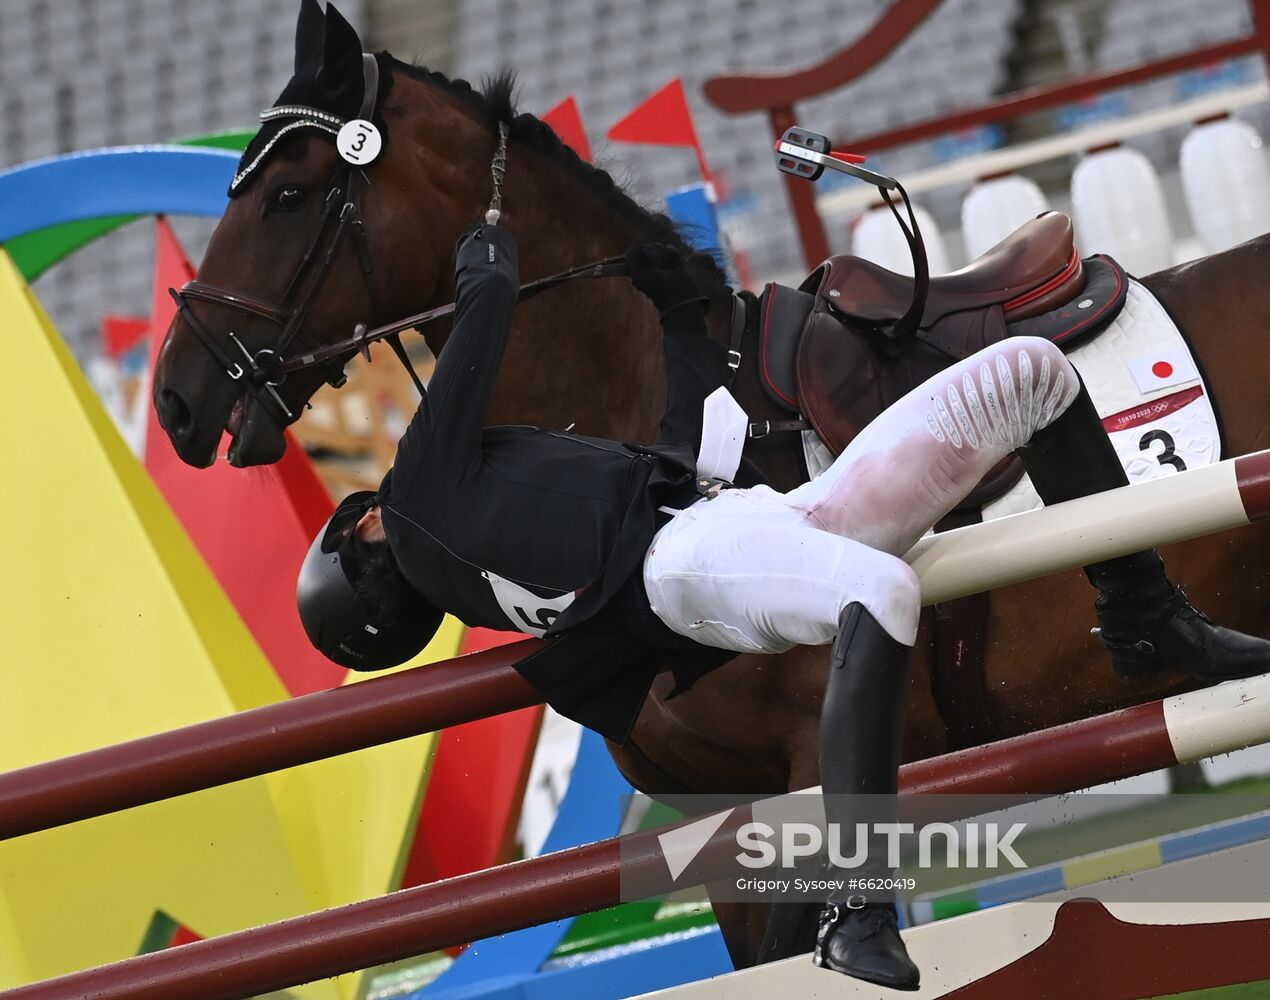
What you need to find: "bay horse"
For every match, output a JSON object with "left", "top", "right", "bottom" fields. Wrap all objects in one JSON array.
[{"left": 151, "top": 4, "right": 1270, "bottom": 966}]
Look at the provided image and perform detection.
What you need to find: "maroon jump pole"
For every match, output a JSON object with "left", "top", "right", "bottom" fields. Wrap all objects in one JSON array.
[
  {"left": 0, "top": 691, "right": 1193, "bottom": 1000},
  {"left": 0, "top": 642, "right": 543, "bottom": 841}
]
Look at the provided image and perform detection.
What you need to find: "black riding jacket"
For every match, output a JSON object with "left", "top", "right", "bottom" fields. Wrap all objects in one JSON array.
[{"left": 377, "top": 226, "right": 740, "bottom": 741}]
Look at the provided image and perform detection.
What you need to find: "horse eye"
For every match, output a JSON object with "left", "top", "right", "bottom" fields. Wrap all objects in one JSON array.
[{"left": 274, "top": 186, "right": 306, "bottom": 211}]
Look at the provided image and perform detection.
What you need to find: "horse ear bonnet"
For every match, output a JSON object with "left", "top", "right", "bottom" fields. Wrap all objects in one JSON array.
[
  {"left": 294, "top": 0, "right": 325, "bottom": 72},
  {"left": 229, "top": 1, "right": 389, "bottom": 196}
]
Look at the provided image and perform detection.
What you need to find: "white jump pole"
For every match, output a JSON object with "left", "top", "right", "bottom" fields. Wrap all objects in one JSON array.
[{"left": 907, "top": 450, "right": 1270, "bottom": 605}]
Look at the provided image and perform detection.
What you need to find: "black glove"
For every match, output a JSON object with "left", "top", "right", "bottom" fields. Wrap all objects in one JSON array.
[
  {"left": 625, "top": 242, "right": 708, "bottom": 318},
  {"left": 454, "top": 221, "right": 486, "bottom": 258}
]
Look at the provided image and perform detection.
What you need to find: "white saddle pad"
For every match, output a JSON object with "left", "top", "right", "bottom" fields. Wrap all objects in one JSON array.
[
  {"left": 982, "top": 277, "right": 1220, "bottom": 520},
  {"left": 800, "top": 276, "right": 1222, "bottom": 522}
]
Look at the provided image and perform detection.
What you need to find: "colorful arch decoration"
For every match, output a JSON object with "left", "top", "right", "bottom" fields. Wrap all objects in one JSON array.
[
  {"left": 0, "top": 146, "right": 237, "bottom": 243},
  {"left": 5, "top": 132, "right": 251, "bottom": 280}
]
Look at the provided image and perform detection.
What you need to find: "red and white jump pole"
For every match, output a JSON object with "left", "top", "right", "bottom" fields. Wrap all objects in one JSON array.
[
  {"left": 909, "top": 449, "right": 1270, "bottom": 604},
  {"left": 1, "top": 449, "right": 1269, "bottom": 843}
]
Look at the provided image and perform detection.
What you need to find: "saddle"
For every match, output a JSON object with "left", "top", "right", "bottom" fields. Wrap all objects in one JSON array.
[{"left": 757, "top": 212, "right": 1129, "bottom": 513}]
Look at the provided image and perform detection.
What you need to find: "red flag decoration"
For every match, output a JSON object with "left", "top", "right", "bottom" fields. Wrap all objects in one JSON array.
[
  {"left": 103, "top": 315, "right": 150, "bottom": 357},
  {"left": 143, "top": 217, "right": 345, "bottom": 696},
  {"left": 541, "top": 96, "right": 592, "bottom": 163},
  {"left": 608, "top": 77, "right": 711, "bottom": 181}
]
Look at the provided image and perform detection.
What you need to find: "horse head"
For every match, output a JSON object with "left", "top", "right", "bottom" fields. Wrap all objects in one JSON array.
[
  {"left": 153, "top": 0, "right": 491, "bottom": 467},
  {"left": 156, "top": 0, "right": 735, "bottom": 469}
]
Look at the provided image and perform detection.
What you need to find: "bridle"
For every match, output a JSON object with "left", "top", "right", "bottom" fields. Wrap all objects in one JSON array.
[
  {"left": 167, "top": 52, "right": 631, "bottom": 430},
  {"left": 169, "top": 53, "right": 386, "bottom": 425}
]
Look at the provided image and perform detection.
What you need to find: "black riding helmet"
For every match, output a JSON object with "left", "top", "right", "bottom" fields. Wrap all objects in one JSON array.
[{"left": 297, "top": 491, "right": 443, "bottom": 669}]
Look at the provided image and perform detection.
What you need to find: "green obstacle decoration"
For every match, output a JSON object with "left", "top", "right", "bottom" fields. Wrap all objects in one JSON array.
[{"left": 6, "top": 131, "right": 252, "bottom": 281}]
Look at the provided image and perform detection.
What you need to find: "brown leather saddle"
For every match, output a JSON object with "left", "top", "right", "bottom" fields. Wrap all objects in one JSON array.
[{"left": 756, "top": 212, "right": 1129, "bottom": 514}]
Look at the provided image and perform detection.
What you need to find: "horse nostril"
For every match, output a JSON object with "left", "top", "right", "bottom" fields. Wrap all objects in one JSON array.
[{"left": 158, "top": 389, "right": 195, "bottom": 440}]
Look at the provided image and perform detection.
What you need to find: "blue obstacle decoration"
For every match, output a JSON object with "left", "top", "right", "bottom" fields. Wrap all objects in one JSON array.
[
  {"left": 664, "top": 182, "right": 722, "bottom": 253},
  {"left": 0, "top": 146, "right": 237, "bottom": 242},
  {"left": 664, "top": 181, "right": 739, "bottom": 285},
  {"left": 417, "top": 728, "right": 732, "bottom": 1000},
  {"left": 910, "top": 810, "right": 1270, "bottom": 925}
]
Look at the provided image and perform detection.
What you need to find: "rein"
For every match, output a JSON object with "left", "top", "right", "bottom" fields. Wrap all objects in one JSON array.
[
  {"left": 284, "top": 255, "right": 630, "bottom": 375},
  {"left": 283, "top": 118, "right": 634, "bottom": 388}
]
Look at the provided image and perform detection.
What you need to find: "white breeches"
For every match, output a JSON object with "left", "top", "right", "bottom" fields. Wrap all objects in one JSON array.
[{"left": 644, "top": 337, "right": 1080, "bottom": 653}]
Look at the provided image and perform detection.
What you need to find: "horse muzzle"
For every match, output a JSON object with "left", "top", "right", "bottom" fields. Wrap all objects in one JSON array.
[
  {"left": 153, "top": 382, "right": 217, "bottom": 468},
  {"left": 154, "top": 379, "right": 290, "bottom": 468}
]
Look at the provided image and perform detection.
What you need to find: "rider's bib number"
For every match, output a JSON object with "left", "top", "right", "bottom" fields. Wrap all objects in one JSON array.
[{"left": 482, "top": 570, "right": 576, "bottom": 638}]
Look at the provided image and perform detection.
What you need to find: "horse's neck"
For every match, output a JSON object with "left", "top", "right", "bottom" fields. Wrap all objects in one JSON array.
[
  {"left": 389, "top": 83, "right": 798, "bottom": 474},
  {"left": 458, "top": 164, "right": 661, "bottom": 438},
  {"left": 509, "top": 164, "right": 643, "bottom": 278}
]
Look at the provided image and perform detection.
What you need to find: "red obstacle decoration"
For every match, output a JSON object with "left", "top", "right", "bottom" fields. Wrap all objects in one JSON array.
[
  {"left": 143, "top": 218, "right": 344, "bottom": 696},
  {"left": 608, "top": 78, "right": 712, "bottom": 182},
  {"left": 101, "top": 315, "right": 149, "bottom": 357},
  {"left": 939, "top": 899, "right": 1270, "bottom": 999},
  {"left": 541, "top": 96, "right": 593, "bottom": 163},
  {"left": 401, "top": 626, "right": 544, "bottom": 890}
]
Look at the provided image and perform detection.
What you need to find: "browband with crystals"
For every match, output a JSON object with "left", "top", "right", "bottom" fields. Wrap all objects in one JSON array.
[
  {"left": 230, "top": 112, "right": 345, "bottom": 192},
  {"left": 260, "top": 105, "right": 347, "bottom": 126},
  {"left": 231, "top": 53, "right": 381, "bottom": 194}
]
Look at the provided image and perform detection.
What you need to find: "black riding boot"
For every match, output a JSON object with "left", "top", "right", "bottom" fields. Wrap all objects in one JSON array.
[
  {"left": 1022, "top": 380, "right": 1270, "bottom": 680},
  {"left": 813, "top": 603, "right": 920, "bottom": 992}
]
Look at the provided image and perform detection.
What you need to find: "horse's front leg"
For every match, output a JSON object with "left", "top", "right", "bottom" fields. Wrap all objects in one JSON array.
[
  {"left": 605, "top": 653, "right": 805, "bottom": 967},
  {"left": 604, "top": 735, "right": 777, "bottom": 969}
]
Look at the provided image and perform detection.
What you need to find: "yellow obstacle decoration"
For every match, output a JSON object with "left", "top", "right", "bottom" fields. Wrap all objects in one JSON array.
[
  {"left": 0, "top": 249, "right": 460, "bottom": 998},
  {"left": 0, "top": 899, "right": 27, "bottom": 987},
  {"left": 266, "top": 624, "right": 463, "bottom": 943}
]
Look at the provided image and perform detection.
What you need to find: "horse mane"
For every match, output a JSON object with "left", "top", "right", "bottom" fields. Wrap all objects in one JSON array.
[{"left": 388, "top": 57, "right": 732, "bottom": 294}]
